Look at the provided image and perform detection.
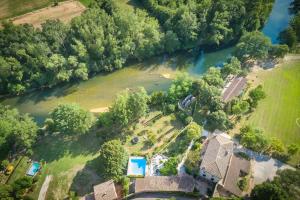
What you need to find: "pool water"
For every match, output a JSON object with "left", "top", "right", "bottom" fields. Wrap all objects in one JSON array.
[
  {"left": 27, "top": 162, "right": 40, "bottom": 176},
  {"left": 127, "top": 157, "right": 147, "bottom": 177}
]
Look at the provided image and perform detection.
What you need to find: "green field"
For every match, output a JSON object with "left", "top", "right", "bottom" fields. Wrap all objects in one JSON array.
[
  {"left": 245, "top": 59, "right": 300, "bottom": 164},
  {"left": 0, "top": 0, "right": 91, "bottom": 20}
]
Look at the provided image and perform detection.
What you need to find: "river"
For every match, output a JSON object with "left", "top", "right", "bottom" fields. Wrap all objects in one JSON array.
[{"left": 0, "top": 0, "right": 292, "bottom": 124}]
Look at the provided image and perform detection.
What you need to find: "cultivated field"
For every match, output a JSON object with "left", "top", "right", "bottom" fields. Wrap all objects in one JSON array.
[
  {"left": 11, "top": 0, "right": 86, "bottom": 28},
  {"left": 243, "top": 59, "right": 300, "bottom": 164}
]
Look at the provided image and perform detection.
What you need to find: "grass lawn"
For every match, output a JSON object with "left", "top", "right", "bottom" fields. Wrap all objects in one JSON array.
[
  {"left": 242, "top": 59, "right": 300, "bottom": 165},
  {"left": 0, "top": 0, "right": 90, "bottom": 20},
  {"left": 26, "top": 111, "right": 183, "bottom": 199},
  {"left": 27, "top": 132, "right": 103, "bottom": 199}
]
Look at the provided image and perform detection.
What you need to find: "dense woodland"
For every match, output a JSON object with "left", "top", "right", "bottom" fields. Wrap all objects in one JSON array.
[
  {"left": 279, "top": 1, "right": 300, "bottom": 49},
  {"left": 0, "top": 0, "right": 275, "bottom": 95}
]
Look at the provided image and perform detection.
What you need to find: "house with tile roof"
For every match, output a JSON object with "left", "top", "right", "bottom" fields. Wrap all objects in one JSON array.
[{"left": 199, "top": 133, "right": 252, "bottom": 197}]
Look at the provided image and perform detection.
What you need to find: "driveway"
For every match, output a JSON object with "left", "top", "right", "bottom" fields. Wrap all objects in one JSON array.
[{"left": 235, "top": 148, "right": 294, "bottom": 185}]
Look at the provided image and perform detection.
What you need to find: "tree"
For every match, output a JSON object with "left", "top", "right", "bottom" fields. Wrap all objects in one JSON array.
[
  {"left": 231, "top": 100, "right": 250, "bottom": 116},
  {"left": 248, "top": 85, "right": 266, "bottom": 108},
  {"left": 0, "top": 105, "right": 38, "bottom": 156},
  {"left": 235, "top": 31, "right": 271, "bottom": 62},
  {"left": 251, "top": 182, "right": 288, "bottom": 200},
  {"left": 98, "top": 140, "right": 128, "bottom": 180},
  {"left": 287, "top": 144, "right": 299, "bottom": 156},
  {"left": 206, "top": 110, "right": 231, "bottom": 131},
  {"left": 164, "top": 31, "right": 181, "bottom": 53},
  {"left": 185, "top": 122, "right": 202, "bottom": 141},
  {"left": 0, "top": 184, "right": 13, "bottom": 200},
  {"left": 185, "top": 144, "right": 202, "bottom": 176},
  {"left": 168, "top": 73, "right": 193, "bottom": 102},
  {"left": 279, "top": 27, "right": 298, "bottom": 49},
  {"left": 192, "top": 79, "right": 220, "bottom": 108},
  {"left": 269, "top": 138, "right": 285, "bottom": 156},
  {"left": 273, "top": 169, "right": 300, "bottom": 199},
  {"left": 50, "top": 104, "right": 94, "bottom": 134},
  {"left": 203, "top": 67, "right": 224, "bottom": 88},
  {"left": 221, "top": 57, "right": 242, "bottom": 79},
  {"left": 12, "top": 177, "right": 33, "bottom": 199},
  {"left": 150, "top": 91, "right": 166, "bottom": 107},
  {"left": 269, "top": 45, "right": 289, "bottom": 58},
  {"left": 110, "top": 88, "right": 149, "bottom": 128},
  {"left": 127, "top": 87, "right": 149, "bottom": 120},
  {"left": 239, "top": 126, "right": 269, "bottom": 153},
  {"left": 174, "top": 9, "right": 199, "bottom": 47},
  {"left": 159, "top": 157, "right": 178, "bottom": 176},
  {"left": 290, "top": 0, "right": 300, "bottom": 14}
]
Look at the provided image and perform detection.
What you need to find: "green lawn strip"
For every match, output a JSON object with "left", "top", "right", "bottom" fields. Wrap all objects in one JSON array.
[{"left": 244, "top": 60, "right": 300, "bottom": 165}]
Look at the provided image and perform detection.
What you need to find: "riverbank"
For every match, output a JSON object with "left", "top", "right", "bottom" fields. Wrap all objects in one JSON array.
[{"left": 0, "top": 48, "right": 233, "bottom": 124}]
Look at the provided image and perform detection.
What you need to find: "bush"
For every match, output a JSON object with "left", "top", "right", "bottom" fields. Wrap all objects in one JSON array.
[
  {"left": 185, "top": 116, "right": 193, "bottom": 125},
  {"left": 147, "top": 131, "right": 156, "bottom": 146},
  {"left": 237, "top": 176, "right": 249, "bottom": 191},
  {"left": 1, "top": 160, "right": 9, "bottom": 170},
  {"left": 119, "top": 176, "right": 130, "bottom": 196},
  {"left": 159, "top": 157, "right": 178, "bottom": 176}
]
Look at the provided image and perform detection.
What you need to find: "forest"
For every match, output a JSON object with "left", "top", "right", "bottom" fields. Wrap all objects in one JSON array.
[{"left": 0, "top": 0, "right": 275, "bottom": 95}]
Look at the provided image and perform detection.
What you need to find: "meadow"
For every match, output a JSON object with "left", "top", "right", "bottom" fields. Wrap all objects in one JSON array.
[
  {"left": 244, "top": 59, "right": 300, "bottom": 164},
  {"left": 0, "top": 0, "right": 92, "bottom": 20}
]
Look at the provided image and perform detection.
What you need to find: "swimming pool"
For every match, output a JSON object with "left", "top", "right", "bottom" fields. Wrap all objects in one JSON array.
[
  {"left": 127, "top": 157, "right": 147, "bottom": 177},
  {"left": 27, "top": 162, "right": 40, "bottom": 176}
]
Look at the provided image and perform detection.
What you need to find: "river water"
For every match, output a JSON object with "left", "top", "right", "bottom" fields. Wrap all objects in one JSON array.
[{"left": 0, "top": 0, "right": 292, "bottom": 124}]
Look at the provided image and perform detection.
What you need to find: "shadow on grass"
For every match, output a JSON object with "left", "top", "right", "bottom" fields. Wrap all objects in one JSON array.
[
  {"left": 32, "top": 131, "right": 103, "bottom": 163},
  {"left": 69, "top": 156, "right": 104, "bottom": 196}
]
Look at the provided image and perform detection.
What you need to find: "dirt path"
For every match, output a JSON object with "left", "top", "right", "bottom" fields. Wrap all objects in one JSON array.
[{"left": 38, "top": 175, "right": 53, "bottom": 200}]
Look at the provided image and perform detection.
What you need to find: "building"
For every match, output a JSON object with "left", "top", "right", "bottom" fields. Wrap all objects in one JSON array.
[
  {"left": 199, "top": 134, "right": 252, "bottom": 197},
  {"left": 134, "top": 175, "right": 195, "bottom": 193},
  {"left": 222, "top": 76, "right": 247, "bottom": 102},
  {"left": 93, "top": 180, "right": 118, "bottom": 200},
  {"left": 200, "top": 134, "right": 233, "bottom": 183}
]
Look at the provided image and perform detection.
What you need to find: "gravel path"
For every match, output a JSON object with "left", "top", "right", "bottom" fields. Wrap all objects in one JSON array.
[{"left": 38, "top": 175, "right": 53, "bottom": 200}]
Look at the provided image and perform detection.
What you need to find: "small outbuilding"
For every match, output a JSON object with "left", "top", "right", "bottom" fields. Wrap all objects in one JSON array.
[
  {"left": 93, "top": 180, "right": 118, "bottom": 200},
  {"left": 134, "top": 175, "right": 195, "bottom": 193},
  {"left": 222, "top": 76, "right": 247, "bottom": 102}
]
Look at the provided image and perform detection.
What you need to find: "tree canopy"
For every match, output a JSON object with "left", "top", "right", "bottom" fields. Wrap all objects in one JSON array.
[
  {"left": 0, "top": 104, "right": 38, "bottom": 158},
  {"left": 49, "top": 104, "right": 94, "bottom": 134},
  {"left": 98, "top": 140, "right": 128, "bottom": 180},
  {"left": 0, "top": 0, "right": 275, "bottom": 95},
  {"left": 251, "top": 169, "right": 300, "bottom": 200}
]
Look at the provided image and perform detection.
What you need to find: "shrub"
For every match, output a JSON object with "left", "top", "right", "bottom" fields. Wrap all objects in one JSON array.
[
  {"left": 238, "top": 176, "right": 249, "bottom": 191},
  {"left": 159, "top": 157, "right": 178, "bottom": 176},
  {"left": 1, "top": 160, "right": 9, "bottom": 170},
  {"left": 119, "top": 176, "right": 130, "bottom": 196}
]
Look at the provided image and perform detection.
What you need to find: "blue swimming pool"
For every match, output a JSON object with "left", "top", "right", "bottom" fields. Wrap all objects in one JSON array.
[
  {"left": 27, "top": 162, "right": 40, "bottom": 176},
  {"left": 127, "top": 157, "right": 147, "bottom": 177}
]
